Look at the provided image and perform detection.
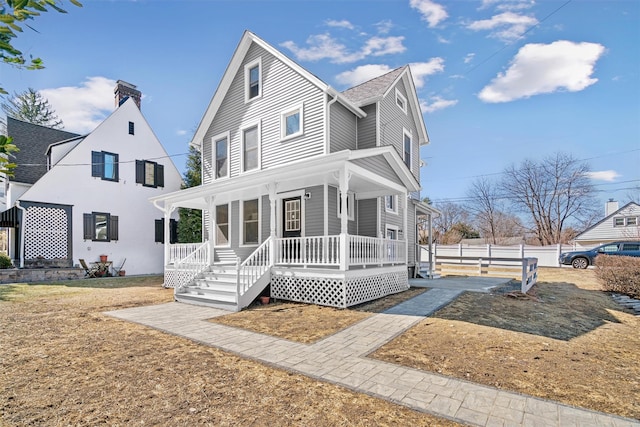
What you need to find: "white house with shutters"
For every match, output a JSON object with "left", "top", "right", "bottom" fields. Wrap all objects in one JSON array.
[
  {"left": 1, "top": 81, "right": 182, "bottom": 274},
  {"left": 573, "top": 200, "right": 640, "bottom": 249},
  {"left": 151, "top": 31, "right": 438, "bottom": 310}
]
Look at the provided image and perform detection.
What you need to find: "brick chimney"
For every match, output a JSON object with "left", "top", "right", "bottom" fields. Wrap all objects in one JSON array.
[
  {"left": 114, "top": 80, "right": 141, "bottom": 109},
  {"left": 605, "top": 199, "right": 619, "bottom": 216}
]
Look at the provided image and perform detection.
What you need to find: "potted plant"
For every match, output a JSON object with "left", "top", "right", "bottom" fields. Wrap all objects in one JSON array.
[
  {"left": 260, "top": 296, "right": 270, "bottom": 305},
  {"left": 99, "top": 254, "right": 108, "bottom": 263}
]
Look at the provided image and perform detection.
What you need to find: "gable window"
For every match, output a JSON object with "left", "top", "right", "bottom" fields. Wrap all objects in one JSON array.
[
  {"left": 242, "top": 199, "right": 259, "bottom": 245},
  {"left": 136, "top": 160, "right": 164, "bottom": 188},
  {"left": 385, "top": 195, "right": 397, "bottom": 214},
  {"left": 242, "top": 123, "right": 260, "bottom": 172},
  {"left": 337, "top": 191, "right": 355, "bottom": 221},
  {"left": 395, "top": 89, "right": 407, "bottom": 114},
  {"left": 128, "top": 121, "right": 135, "bottom": 135},
  {"left": 614, "top": 217, "right": 625, "bottom": 226},
  {"left": 281, "top": 104, "right": 304, "bottom": 140},
  {"left": 216, "top": 204, "right": 229, "bottom": 246},
  {"left": 213, "top": 133, "right": 229, "bottom": 179},
  {"left": 403, "top": 129, "right": 412, "bottom": 169},
  {"left": 83, "top": 212, "right": 118, "bottom": 242},
  {"left": 627, "top": 217, "right": 638, "bottom": 226},
  {"left": 244, "top": 57, "right": 262, "bottom": 102},
  {"left": 91, "top": 151, "right": 119, "bottom": 181}
]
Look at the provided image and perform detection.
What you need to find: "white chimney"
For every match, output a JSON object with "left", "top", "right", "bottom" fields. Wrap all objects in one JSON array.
[{"left": 605, "top": 199, "right": 619, "bottom": 216}]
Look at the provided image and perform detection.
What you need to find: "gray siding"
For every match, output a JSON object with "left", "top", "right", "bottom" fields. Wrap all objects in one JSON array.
[
  {"left": 329, "top": 101, "right": 357, "bottom": 152},
  {"left": 261, "top": 194, "right": 270, "bottom": 242},
  {"left": 357, "top": 199, "right": 378, "bottom": 237},
  {"left": 327, "top": 185, "right": 356, "bottom": 235},
  {"left": 304, "top": 185, "right": 324, "bottom": 236},
  {"left": 201, "top": 42, "right": 326, "bottom": 185},
  {"left": 380, "top": 195, "right": 404, "bottom": 240},
  {"left": 357, "top": 104, "right": 377, "bottom": 149},
  {"left": 351, "top": 155, "right": 403, "bottom": 186},
  {"left": 379, "top": 79, "right": 420, "bottom": 181}
]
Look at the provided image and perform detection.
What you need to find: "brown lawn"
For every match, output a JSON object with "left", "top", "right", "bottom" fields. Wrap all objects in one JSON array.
[{"left": 0, "top": 276, "right": 458, "bottom": 426}]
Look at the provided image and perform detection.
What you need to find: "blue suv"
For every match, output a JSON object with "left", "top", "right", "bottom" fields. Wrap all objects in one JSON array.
[{"left": 559, "top": 241, "right": 640, "bottom": 269}]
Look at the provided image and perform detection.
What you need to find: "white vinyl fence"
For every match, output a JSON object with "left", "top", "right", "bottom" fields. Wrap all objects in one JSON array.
[{"left": 421, "top": 243, "right": 573, "bottom": 267}]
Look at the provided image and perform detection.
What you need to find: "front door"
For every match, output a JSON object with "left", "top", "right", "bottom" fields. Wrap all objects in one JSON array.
[{"left": 282, "top": 197, "right": 302, "bottom": 238}]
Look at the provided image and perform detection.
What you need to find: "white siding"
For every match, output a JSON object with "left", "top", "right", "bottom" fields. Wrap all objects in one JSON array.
[{"left": 576, "top": 203, "right": 640, "bottom": 242}]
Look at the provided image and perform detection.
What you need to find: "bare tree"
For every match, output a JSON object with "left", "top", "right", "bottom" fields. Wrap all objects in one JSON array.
[
  {"left": 500, "top": 152, "right": 598, "bottom": 245},
  {"left": 432, "top": 201, "right": 478, "bottom": 244}
]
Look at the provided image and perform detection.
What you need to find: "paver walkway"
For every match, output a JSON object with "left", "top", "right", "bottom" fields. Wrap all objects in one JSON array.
[{"left": 106, "top": 282, "right": 640, "bottom": 427}]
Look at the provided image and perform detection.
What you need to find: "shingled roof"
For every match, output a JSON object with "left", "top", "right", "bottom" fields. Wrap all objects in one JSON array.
[
  {"left": 7, "top": 117, "right": 81, "bottom": 184},
  {"left": 341, "top": 66, "right": 406, "bottom": 105}
]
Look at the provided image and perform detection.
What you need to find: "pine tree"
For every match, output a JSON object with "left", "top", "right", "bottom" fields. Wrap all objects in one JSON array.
[
  {"left": 177, "top": 145, "right": 203, "bottom": 243},
  {"left": 2, "top": 88, "right": 64, "bottom": 129}
]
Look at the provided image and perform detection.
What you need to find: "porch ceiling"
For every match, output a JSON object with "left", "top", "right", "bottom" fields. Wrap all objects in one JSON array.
[{"left": 151, "top": 147, "right": 420, "bottom": 211}]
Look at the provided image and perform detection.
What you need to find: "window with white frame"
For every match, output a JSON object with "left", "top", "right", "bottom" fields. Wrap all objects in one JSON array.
[
  {"left": 386, "top": 225, "right": 398, "bottom": 240},
  {"left": 614, "top": 217, "right": 625, "bottom": 226},
  {"left": 213, "top": 133, "right": 229, "bottom": 179},
  {"left": 281, "top": 104, "right": 303, "bottom": 140},
  {"left": 242, "top": 199, "right": 259, "bottom": 245},
  {"left": 627, "top": 217, "right": 638, "bottom": 226},
  {"left": 403, "top": 129, "right": 412, "bottom": 169},
  {"left": 216, "top": 204, "right": 229, "bottom": 246},
  {"left": 242, "top": 124, "right": 260, "bottom": 172},
  {"left": 244, "top": 58, "right": 262, "bottom": 102},
  {"left": 614, "top": 216, "right": 639, "bottom": 227},
  {"left": 337, "top": 191, "right": 355, "bottom": 221},
  {"left": 395, "top": 89, "right": 407, "bottom": 114},
  {"left": 385, "top": 195, "right": 397, "bottom": 214}
]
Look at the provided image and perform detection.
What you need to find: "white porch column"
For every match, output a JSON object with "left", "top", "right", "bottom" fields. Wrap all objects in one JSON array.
[
  {"left": 207, "top": 196, "right": 216, "bottom": 265},
  {"left": 338, "top": 167, "right": 351, "bottom": 270},
  {"left": 428, "top": 212, "right": 434, "bottom": 278},
  {"left": 268, "top": 183, "right": 277, "bottom": 237},
  {"left": 164, "top": 204, "right": 175, "bottom": 266},
  {"left": 403, "top": 190, "right": 408, "bottom": 265}
]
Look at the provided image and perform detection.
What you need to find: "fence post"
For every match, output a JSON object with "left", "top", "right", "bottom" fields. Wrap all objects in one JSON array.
[
  {"left": 478, "top": 258, "right": 483, "bottom": 275},
  {"left": 556, "top": 243, "right": 561, "bottom": 267},
  {"left": 487, "top": 244, "right": 492, "bottom": 265},
  {"left": 521, "top": 258, "right": 528, "bottom": 293},
  {"left": 520, "top": 243, "right": 525, "bottom": 259}
]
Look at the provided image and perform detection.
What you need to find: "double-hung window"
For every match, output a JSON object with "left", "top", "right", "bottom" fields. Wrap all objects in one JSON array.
[
  {"left": 281, "top": 104, "right": 303, "bottom": 140},
  {"left": 242, "top": 124, "right": 260, "bottom": 172},
  {"left": 216, "top": 204, "right": 229, "bottom": 246},
  {"left": 136, "top": 160, "right": 164, "bottom": 188},
  {"left": 385, "top": 195, "right": 397, "bottom": 214},
  {"left": 91, "top": 151, "right": 119, "bottom": 181},
  {"left": 242, "top": 199, "right": 259, "bottom": 245},
  {"left": 83, "top": 212, "right": 118, "bottom": 242},
  {"left": 213, "top": 133, "right": 229, "bottom": 179},
  {"left": 395, "top": 89, "right": 407, "bottom": 114},
  {"left": 403, "top": 129, "right": 412, "bottom": 169},
  {"left": 244, "top": 58, "right": 262, "bottom": 102}
]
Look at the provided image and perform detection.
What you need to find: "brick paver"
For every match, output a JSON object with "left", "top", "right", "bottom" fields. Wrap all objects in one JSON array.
[{"left": 106, "top": 292, "right": 640, "bottom": 427}]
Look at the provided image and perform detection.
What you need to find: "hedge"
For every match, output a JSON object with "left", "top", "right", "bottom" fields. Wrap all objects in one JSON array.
[{"left": 594, "top": 255, "right": 640, "bottom": 298}]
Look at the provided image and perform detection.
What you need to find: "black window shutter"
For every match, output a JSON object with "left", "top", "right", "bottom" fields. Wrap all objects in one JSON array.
[
  {"left": 156, "top": 164, "right": 164, "bottom": 187},
  {"left": 129, "top": 121, "right": 135, "bottom": 135},
  {"left": 91, "top": 151, "right": 103, "bottom": 177},
  {"left": 109, "top": 215, "right": 119, "bottom": 241},
  {"left": 83, "top": 213, "right": 93, "bottom": 240},
  {"left": 135, "top": 160, "right": 144, "bottom": 184},
  {"left": 113, "top": 154, "right": 120, "bottom": 181},
  {"left": 170, "top": 218, "right": 178, "bottom": 244},
  {"left": 155, "top": 219, "right": 164, "bottom": 243}
]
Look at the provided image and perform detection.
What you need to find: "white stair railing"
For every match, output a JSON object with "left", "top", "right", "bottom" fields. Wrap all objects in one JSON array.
[
  {"left": 173, "top": 241, "right": 210, "bottom": 293},
  {"left": 169, "top": 243, "right": 203, "bottom": 264},
  {"left": 237, "top": 237, "right": 273, "bottom": 296}
]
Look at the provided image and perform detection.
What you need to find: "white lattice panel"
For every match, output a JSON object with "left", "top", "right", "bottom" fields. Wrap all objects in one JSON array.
[
  {"left": 164, "top": 268, "right": 199, "bottom": 289},
  {"left": 24, "top": 206, "right": 68, "bottom": 259},
  {"left": 345, "top": 271, "right": 408, "bottom": 306}
]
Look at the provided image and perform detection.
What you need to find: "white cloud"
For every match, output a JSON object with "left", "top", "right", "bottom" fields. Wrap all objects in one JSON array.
[
  {"left": 478, "top": 40, "right": 606, "bottom": 103},
  {"left": 176, "top": 129, "right": 188, "bottom": 136},
  {"left": 40, "top": 76, "right": 116, "bottom": 134},
  {"left": 326, "top": 19, "right": 354, "bottom": 30},
  {"left": 586, "top": 170, "right": 621, "bottom": 182},
  {"left": 375, "top": 20, "right": 394, "bottom": 35},
  {"left": 336, "top": 64, "right": 393, "bottom": 87},
  {"left": 480, "top": 0, "right": 534, "bottom": 12},
  {"left": 420, "top": 96, "right": 458, "bottom": 113},
  {"left": 467, "top": 12, "right": 538, "bottom": 42},
  {"left": 281, "top": 34, "right": 405, "bottom": 64},
  {"left": 409, "top": 59, "right": 445, "bottom": 88},
  {"left": 464, "top": 53, "right": 475, "bottom": 64},
  {"left": 410, "top": 0, "right": 448, "bottom": 28}
]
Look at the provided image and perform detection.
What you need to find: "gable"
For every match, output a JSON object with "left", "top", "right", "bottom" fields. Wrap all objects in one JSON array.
[{"left": 575, "top": 202, "right": 640, "bottom": 241}]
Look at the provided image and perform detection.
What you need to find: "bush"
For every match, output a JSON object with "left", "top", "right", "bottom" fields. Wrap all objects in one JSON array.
[
  {"left": 0, "top": 253, "right": 14, "bottom": 269},
  {"left": 594, "top": 255, "right": 640, "bottom": 298}
]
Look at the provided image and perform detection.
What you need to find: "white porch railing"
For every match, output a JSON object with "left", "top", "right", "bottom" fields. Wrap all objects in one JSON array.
[
  {"left": 348, "top": 235, "right": 405, "bottom": 266},
  {"left": 169, "top": 243, "right": 203, "bottom": 265},
  {"left": 237, "top": 237, "right": 273, "bottom": 296},
  {"left": 169, "top": 241, "right": 210, "bottom": 291}
]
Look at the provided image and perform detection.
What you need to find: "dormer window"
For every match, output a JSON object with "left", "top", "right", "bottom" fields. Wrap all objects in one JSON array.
[
  {"left": 396, "top": 89, "right": 407, "bottom": 114},
  {"left": 244, "top": 57, "right": 262, "bottom": 102}
]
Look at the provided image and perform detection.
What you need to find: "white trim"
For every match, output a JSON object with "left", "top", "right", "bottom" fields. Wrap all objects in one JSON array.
[
  {"left": 212, "top": 131, "right": 230, "bottom": 180},
  {"left": 239, "top": 197, "right": 261, "bottom": 247},
  {"left": 395, "top": 89, "right": 407, "bottom": 115},
  {"left": 240, "top": 120, "right": 261, "bottom": 174},
  {"left": 323, "top": 182, "right": 329, "bottom": 236},
  {"left": 214, "top": 203, "right": 231, "bottom": 248},
  {"left": 402, "top": 127, "right": 412, "bottom": 172},
  {"left": 375, "top": 101, "right": 380, "bottom": 147},
  {"left": 385, "top": 194, "right": 398, "bottom": 215},
  {"left": 336, "top": 190, "right": 355, "bottom": 221},
  {"left": 280, "top": 103, "right": 304, "bottom": 141},
  {"left": 275, "top": 189, "right": 306, "bottom": 238},
  {"left": 244, "top": 57, "right": 262, "bottom": 103},
  {"left": 385, "top": 223, "right": 400, "bottom": 240}
]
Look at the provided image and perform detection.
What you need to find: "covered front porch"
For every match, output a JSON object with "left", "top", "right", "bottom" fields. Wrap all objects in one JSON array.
[{"left": 151, "top": 147, "right": 420, "bottom": 310}]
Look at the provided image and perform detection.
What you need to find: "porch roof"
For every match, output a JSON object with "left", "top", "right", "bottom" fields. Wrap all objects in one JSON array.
[{"left": 151, "top": 146, "right": 421, "bottom": 211}]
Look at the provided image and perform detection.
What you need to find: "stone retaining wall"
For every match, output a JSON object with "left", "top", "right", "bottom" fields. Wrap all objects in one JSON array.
[{"left": 0, "top": 268, "right": 84, "bottom": 284}]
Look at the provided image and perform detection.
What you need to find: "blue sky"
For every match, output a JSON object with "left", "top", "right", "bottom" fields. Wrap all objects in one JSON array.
[{"left": 3, "top": 0, "right": 639, "bottom": 209}]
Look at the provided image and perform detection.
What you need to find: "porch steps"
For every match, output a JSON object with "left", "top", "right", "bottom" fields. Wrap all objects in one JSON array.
[{"left": 175, "top": 264, "right": 243, "bottom": 312}]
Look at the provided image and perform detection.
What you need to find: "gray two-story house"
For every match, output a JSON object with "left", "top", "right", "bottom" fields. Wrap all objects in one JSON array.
[{"left": 152, "top": 31, "right": 437, "bottom": 311}]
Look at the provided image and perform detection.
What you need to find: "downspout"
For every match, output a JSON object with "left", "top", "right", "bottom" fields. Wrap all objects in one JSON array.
[
  {"left": 15, "top": 201, "right": 26, "bottom": 268},
  {"left": 325, "top": 92, "right": 339, "bottom": 153}
]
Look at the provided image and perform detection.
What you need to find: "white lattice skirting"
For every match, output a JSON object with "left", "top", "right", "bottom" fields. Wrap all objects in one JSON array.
[
  {"left": 271, "top": 266, "right": 409, "bottom": 308},
  {"left": 24, "top": 206, "right": 68, "bottom": 260}
]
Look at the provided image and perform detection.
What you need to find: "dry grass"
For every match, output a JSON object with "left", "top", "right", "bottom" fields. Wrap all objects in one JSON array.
[{"left": 0, "top": 277, "right": 458, "bottom": 426}]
